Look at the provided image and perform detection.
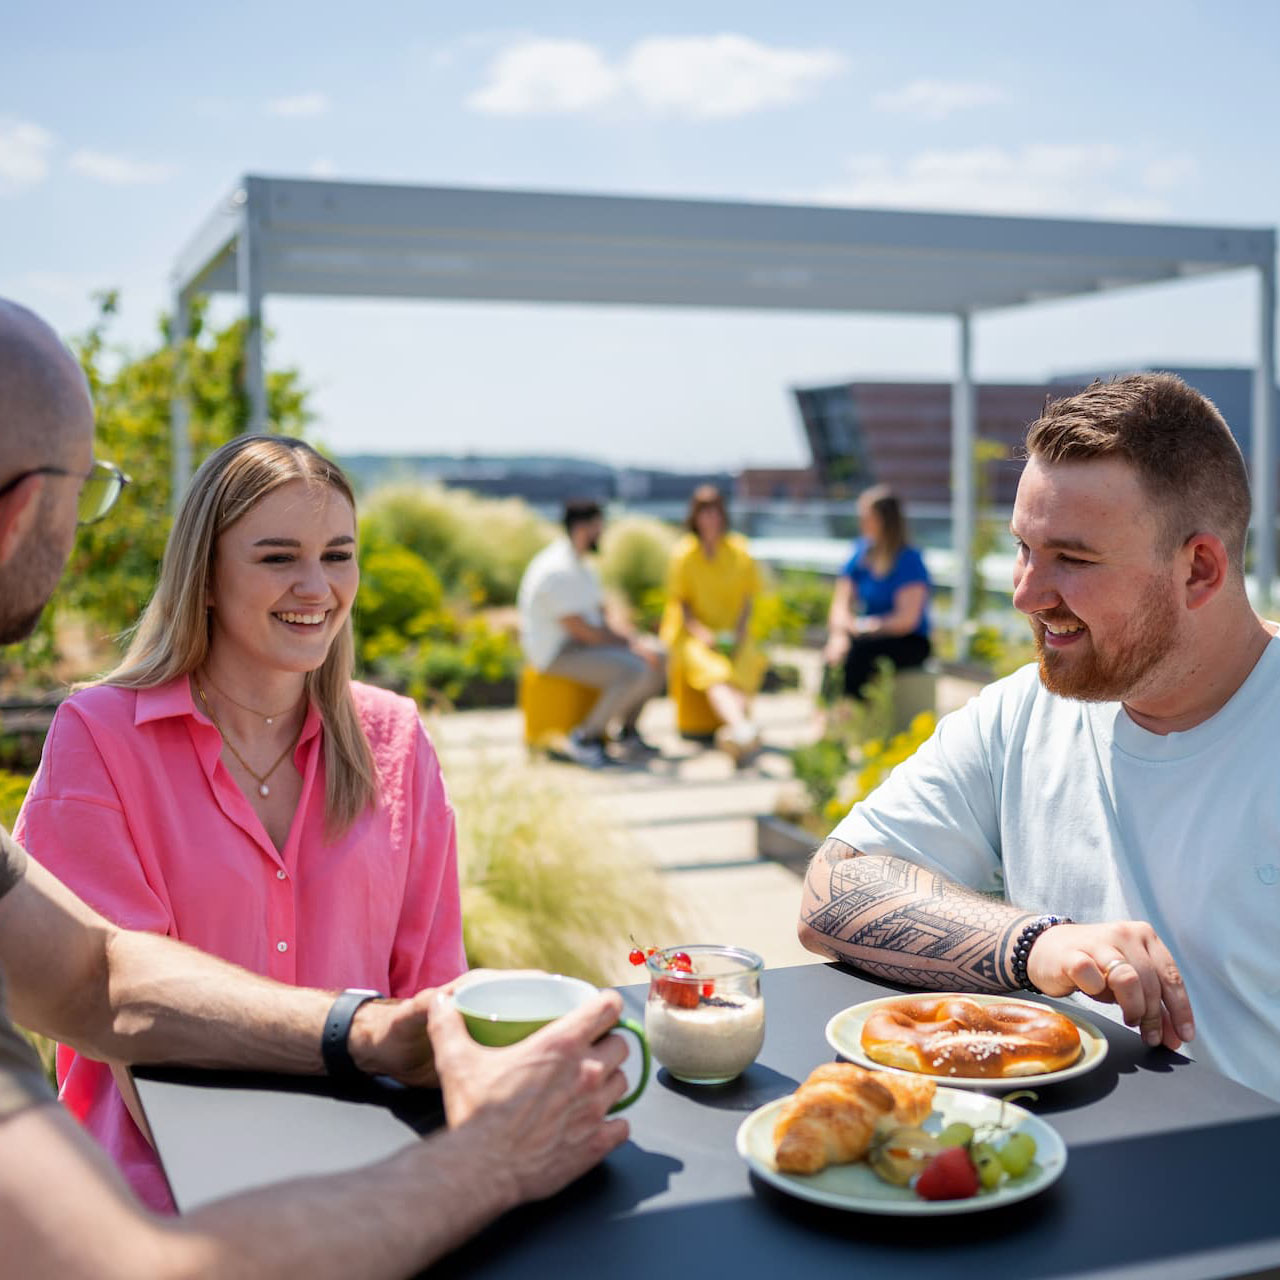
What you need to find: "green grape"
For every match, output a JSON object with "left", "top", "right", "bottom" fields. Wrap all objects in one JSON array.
[
  {"left": 998, "top": 1131, "right": 1038, "bottom": 1177},
  {"left": 937, "top": 1122, "right": 975, "bottom": 1148},
  {"left": 972, "top": 1142, "right": 1004, "bottom": 1190}
]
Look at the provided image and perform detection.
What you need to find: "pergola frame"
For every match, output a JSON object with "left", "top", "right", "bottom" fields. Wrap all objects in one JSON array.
[{"left": 171, "top": 174, "right": 1278, "bottom": 615}]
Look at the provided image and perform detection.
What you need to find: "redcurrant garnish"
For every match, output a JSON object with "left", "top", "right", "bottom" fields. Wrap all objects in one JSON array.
[
  {"left": 628, "top": 948, "right": 645, "bottom": 966},
  {"left": 701, "top": 981, "right": 715, "bottom": 998},
  {"left": 671, "top": 951, "right": 692, "bottom": 968}
]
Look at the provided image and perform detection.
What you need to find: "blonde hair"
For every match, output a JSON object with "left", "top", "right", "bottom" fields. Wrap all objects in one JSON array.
[{"left": 100, "top": 435, "right": 378, "bottom": 832}]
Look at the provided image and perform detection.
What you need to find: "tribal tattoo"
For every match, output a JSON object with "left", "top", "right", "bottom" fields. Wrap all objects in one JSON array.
[{"left": 800, "top": 838, "right": 1033, "bottom": 991}]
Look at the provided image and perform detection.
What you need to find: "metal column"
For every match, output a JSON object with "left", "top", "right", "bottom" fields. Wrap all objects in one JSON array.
[
  {"left": 1254, "top": 258, "right": 1277, "bottom": 613},
  {"left": 238, "top": 178, "right": 268, "bottom": 434},
  {"left": 169, "top": 287, "right": 191, "bottom": 511},
  {"left": 951, "top": 311, "right": 976, "bottom": 650}
]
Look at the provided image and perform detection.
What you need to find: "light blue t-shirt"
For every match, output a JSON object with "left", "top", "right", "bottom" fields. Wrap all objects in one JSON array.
[
  {"left": 831, "top": 642, "right": 1280, "bottom": 1101},
  {"left": 840, "top": 539, "right": 931, "bottom": 637}
]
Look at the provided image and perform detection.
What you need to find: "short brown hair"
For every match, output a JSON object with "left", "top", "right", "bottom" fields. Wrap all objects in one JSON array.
[
  {"left": 1024, "top": 373, "right": 1251, "bottom": 571},
  {"left": 685, "top": 484, "right": 729, "bottom": 533}
]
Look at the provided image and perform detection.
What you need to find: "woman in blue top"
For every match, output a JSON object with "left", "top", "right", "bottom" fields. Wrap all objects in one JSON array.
[{"left": 823, "top": 485, "right": 932, "bottom": 699}]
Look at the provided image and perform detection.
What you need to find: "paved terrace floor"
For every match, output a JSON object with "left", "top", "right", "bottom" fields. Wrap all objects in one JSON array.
[{"left": 426, "top": 653, "right": 982, "bottom": 987}]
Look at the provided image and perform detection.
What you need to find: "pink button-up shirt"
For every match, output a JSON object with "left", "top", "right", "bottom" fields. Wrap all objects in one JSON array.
[{"left": 15, "top": 677, "right": 466, "bottom": 1212}]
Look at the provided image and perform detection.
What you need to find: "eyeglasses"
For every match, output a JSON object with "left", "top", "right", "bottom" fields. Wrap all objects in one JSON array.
[{"left": 0, "top": 459, "right": 131, "bottom": 525}]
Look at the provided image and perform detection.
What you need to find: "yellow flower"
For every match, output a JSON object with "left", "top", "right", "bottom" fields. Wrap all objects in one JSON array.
[
  {"left": 824, "top": 797, "right": 846, "bottom": 821},
  {"left": 909, "top": 711, "right": 937, "bottom": 738},
  {"left": 862, "top": 738, "right": 883, "bottom": 760}
]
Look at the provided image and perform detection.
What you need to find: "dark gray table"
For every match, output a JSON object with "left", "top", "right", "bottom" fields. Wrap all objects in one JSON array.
[{"left": 134, "top": 964, "right": 1280, "bottom": 1280}]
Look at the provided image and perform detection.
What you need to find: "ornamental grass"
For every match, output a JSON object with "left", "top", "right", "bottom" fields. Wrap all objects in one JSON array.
[{"left": 450, "top": 758, "right": 680, "bottom": 986}]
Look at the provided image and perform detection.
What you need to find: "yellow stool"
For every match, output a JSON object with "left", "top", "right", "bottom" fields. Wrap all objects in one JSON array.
[
  {"left": 519, "top": 667, "right": 599, "bottom": 749},
  {"left": 670, "top": 663, "right": 722, "bottom": 737}
]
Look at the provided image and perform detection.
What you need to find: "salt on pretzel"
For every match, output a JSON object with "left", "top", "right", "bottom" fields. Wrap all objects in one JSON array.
[{"left": 860, "top": 995, "right": 1082, "bottom": 1078}]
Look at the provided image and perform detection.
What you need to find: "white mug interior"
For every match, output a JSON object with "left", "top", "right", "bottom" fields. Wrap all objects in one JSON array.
[{"left": 454, "top": 973, "right": 598, "bottom": 1022}]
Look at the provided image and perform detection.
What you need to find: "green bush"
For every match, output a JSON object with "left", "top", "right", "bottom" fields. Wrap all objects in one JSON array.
[
  {"left": 360, "top": 485, "right": 553, "bottom": 606},
  {"left": 0, "top": 769, "right": 32, "bottom": 833},
  {"left": 451, "top": 759, "right": 679, "bottom": 984},
  {"left": 354, "top": 542, "right": 454, "bottom": 667},
  {"left": 774, "top": 569, "right": 833, "bottom": 635},
  {"left": 598, "top": 515, "right": 677, "bottom": 610}
]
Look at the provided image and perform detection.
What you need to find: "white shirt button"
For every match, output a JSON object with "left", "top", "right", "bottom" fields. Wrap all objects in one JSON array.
[
  {"left": 276, "top": 941, "right": 288, "bottom": 953},
  {"left": 276, "top": 869, "right": 287, "bottom": 880}
]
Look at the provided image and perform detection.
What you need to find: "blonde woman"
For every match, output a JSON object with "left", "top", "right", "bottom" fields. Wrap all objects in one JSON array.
[
  {"left": 660, "top": 485, "right": 767, "bottom": 760},
  {"left": 16, "top": 435, "right": 465, "bottom": 1212}
]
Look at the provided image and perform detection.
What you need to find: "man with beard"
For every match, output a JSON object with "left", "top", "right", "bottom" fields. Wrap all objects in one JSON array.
[
  {"left": 799, "top": 373, "right": 1280, "bottom": 1101},
  {"left": 0, "top": 299, "right": 632, "bottom": 1277},
  {"left": 517, "top": 498, "right": 663, "bottom": 767}
]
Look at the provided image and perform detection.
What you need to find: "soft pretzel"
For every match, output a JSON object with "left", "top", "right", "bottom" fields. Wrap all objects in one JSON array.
[
  {"left": 773, "top": 1063, "right": 937, "bottom": 1174},
  {"left": 860, "top": 995, "right": 1082, "bottom": 1078}
]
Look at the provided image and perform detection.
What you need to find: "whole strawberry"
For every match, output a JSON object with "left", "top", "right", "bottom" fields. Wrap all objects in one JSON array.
[{"left": 914, "top": 1146, "right": 980, "bottom": 1201}]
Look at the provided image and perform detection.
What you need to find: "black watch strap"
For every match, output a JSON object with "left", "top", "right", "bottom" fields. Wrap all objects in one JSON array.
[{"left": 322, "top": 988, "right": 382, "bottom": 1085}]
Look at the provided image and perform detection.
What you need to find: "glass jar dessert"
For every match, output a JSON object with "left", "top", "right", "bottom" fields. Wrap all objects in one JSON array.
[{"left": 643, "top": 945, "right": 765, "bottom": 1084}]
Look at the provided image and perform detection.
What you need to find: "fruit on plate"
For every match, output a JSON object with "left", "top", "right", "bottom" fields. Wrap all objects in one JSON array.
[
  {"left": 867, "top": 1127, "right": 943, "bottom": 1186},
  {"left": 915, "top": 1146, "right": 980, "bottom": 1201}
]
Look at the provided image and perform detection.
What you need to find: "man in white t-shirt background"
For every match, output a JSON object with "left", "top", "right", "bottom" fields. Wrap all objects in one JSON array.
[
  {"left": 799, "top": 373, "right": 1280, "bottom": 1101},
  {"left": 517, "top": 499, "right": 664, "bottom": 768}
]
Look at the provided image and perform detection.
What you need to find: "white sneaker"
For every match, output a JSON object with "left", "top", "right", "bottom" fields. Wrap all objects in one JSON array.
[
  {"left": 715, "top": 721, "right": 762, "bottom": 764},
  {"left": 562, "top": 731, "right": 607, "bottom": 769}
]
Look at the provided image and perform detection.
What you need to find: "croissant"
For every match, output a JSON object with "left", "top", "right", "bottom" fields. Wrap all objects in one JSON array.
[{"left": 773, "top": 1063, "right": 937, "bottom": 1175}]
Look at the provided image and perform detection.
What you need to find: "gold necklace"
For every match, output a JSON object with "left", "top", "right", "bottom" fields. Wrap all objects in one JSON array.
[
  {"left": 194, "top": 678, "right": 303, "bottom": 798},
  {"left": 200, "top": 670, "right": 302, "bottom": 726}
]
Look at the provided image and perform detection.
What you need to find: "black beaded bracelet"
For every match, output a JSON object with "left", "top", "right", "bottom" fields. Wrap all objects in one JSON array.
[{"left": 1010, "top": 915, "right": 1072, "bottom": 993}]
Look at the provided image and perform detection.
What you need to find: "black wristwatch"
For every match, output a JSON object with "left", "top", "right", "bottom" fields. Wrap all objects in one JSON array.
[{"left": 322, "top": 988, "right": 383, "bottom": 1086}]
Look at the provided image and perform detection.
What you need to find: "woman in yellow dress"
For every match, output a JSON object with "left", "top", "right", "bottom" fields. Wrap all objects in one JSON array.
[{"left": 660, "top": 485, "right": 767, "bottom": 759}]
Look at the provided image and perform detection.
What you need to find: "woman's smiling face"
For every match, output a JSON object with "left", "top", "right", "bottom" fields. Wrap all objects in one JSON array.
[{"left": 207, "top": 478, "right": 358, "bottom": 677}]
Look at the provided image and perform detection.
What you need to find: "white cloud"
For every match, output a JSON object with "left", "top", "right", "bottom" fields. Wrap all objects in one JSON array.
[
  {"left": 467, "top": 39, "right": 618, "bottom": 114},
  {"left": 623, "top": 35, "right": 845, "bottom": 119},
  {"left": 467, "top": 33, "right": 844, "bottom": 119},
  {"left": 810, "top": 143, "right": 1177, "bottom": 218},
  {"left": 1142, "top": 152, "right": 1197, "bottom": 191},
  {"left": 874, "top": 78, "right": 1008, "bottom": 120},
  {"left": 308, "top": 156, "right": 337, "bottom": 178},
  {"left": 266, "top": 91, "right": 330, "bottom": 118},
  {"left": 68, "top": 150, "right": 176, "bottom": 186},
  {"left": 0, "top": 118, "right": 56, "bottom": 193}
]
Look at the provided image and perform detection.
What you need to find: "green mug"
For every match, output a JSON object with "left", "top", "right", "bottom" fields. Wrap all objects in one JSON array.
[{"left": 453, "top": 973, "right": 650, "bottom": 1112}]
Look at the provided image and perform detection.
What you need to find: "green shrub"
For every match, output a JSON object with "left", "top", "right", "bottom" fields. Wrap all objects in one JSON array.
[
  {"left": 451, "top": 760, "right": 679, "bottom": 984},
  {"left": 369, "top": 619, "right": 521, "bottom": 709},
  {"left": 774, "top": 569, "right": 833, "bottom": 635},
  {"left": 598, "top": 515, "right": 677, "bottom": 609},
  {"left": 354, "top": 542, "right": 455, "bottom": 667},
  {"left": 0, "top": 769, "right": 31, "bottom": 833},
  {"left": 361, "top": 485, "right": 553, "bottom": 606}
]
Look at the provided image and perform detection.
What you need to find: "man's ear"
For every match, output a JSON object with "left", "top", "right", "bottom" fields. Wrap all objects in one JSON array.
[
  {"left": 0, "top": 475, "right": 44, "bottom": 568},
  {"left": 1182, "top": 531, "right": 1230, "bottom": 611}
]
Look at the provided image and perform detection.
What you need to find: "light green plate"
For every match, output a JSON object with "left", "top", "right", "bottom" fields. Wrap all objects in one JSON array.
[
  {"left": 825, "top": 993, "right": 1108, "bottom": 1091},
  {"left": 736, "top": 1087, "right": 1066, "bottom": 1215}
]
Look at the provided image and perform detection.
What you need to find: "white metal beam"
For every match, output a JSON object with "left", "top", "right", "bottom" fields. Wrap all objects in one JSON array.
[
  {"left": 238, "top": 178, "right": 267, "bottom": 435},
  {"left": 951, "top": 312, "right": 976, "bottom": 649},
  {"left": 1254, "top": 259, "right": 1277, "bottom": 612},
  {"left": 169, "top": 287, "right": 191, "bottom": 511}
]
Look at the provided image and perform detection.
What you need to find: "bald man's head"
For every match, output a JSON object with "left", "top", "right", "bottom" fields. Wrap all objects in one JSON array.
[
  {"left": 0, "top": 299, "right": 97, "bottom": 642},
  {"left": 0, "top": 299, "right": 94, "bottom": 471}
]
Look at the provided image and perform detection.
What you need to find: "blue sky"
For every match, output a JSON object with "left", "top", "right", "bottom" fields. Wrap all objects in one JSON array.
[{"left": 4, "top": 1, "right": 1277, "bottom": 467}]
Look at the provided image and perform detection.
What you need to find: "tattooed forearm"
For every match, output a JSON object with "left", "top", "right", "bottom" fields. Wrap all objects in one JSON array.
[{"left": 798, "top": 840, "right": 1033, "bottom": 991}]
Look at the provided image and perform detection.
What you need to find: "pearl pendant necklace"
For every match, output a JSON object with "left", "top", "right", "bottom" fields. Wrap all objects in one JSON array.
[{"left": 193, "top": 677, "right": 302, "bottom": 801}]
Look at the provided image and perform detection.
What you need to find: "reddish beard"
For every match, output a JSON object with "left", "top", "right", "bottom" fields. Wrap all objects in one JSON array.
[{"left": 1033, "top": 577, "right": 1181, "bottom": 701}]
